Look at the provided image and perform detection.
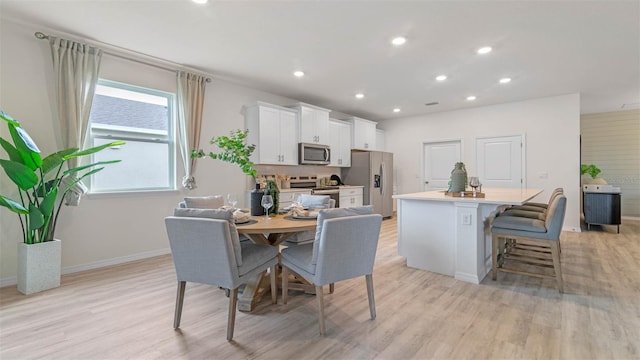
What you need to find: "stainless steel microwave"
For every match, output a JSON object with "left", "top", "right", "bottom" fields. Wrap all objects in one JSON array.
[{"left": 299, "top": 143, "right": 330, "bottom": 165}]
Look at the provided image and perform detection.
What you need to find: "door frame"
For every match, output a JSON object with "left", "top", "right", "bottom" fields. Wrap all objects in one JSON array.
[
  {"left": 474, "top": 133, "right": 527, "bottom": 188},
  {"left": 421, "top": 138, "right": 464, "bottom": 191}
]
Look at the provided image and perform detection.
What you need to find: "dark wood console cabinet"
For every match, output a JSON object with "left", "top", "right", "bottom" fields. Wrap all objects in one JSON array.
[{"left": 583, "top": 192, "right": 621, "bottom": 233}]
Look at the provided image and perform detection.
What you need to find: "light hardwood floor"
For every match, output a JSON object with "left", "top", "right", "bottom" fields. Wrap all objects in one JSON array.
[{"left": 1, "top": 218, "right": 639, "bottom": 359}]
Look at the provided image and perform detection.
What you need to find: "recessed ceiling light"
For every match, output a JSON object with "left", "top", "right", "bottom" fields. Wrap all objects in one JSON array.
[
  {"left": 393, "top": 108, "right": 401, "bottom": 113},
  {"left": 499, "top": 77, "right": 512, "bottom": 84},
  {"left": 192, "top": 0, "right": 208, "bottom": 4},
  {"left": 477, "top": 46, "right": 492, "bottom": 54},
  {"left": 293, "top": 70, "right": 305, "bottom": 77},
  {"left": 355, "top": 93, "right": 365, "bottom": 99},
  {"left": 466, "top": 96, "right": 477, "bottom": 101},
  {"left": 435, "top": 75, "right": 448, "bottom": 82},
  {"left": 391, "top": 37, "right": 407, "bottom": 46}
]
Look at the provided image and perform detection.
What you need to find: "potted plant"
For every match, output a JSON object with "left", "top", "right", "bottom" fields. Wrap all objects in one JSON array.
[
  {"left": 0, "top": 111, "right": 124, "bottom": 294},
  {"left": 192, "top": 129, "right": 264, "bottom": 214},
  {"left": 192, "top": 129, "right": 257, "bottom": 178},
  {"left": 581, "top": 163, "right": 607, "bottom": 184}
]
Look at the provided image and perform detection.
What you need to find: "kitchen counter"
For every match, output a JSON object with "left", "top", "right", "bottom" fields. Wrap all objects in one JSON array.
[{"left": 393, "top": 188, "right": 542, "bottom": 283}]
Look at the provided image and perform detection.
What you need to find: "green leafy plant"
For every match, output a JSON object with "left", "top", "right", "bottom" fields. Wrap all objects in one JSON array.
[
  {"left": 581, "top": 164, "right": 602, "bottom": 179},
  {"left": 192, "top": 129, "right": 257, "bottom": 178},
  {"left": 0, "top": 111, "right": 124, "bottom": 244}
]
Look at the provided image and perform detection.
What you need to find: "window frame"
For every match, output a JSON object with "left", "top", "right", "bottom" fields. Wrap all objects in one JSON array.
[{"left": 87, "top": 79, "right": 177, "bottom": 194}]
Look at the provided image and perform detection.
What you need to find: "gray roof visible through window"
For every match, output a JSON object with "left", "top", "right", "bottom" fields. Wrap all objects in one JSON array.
[{"left": 90, "top": 94, "right": 168, "bottom": 131}]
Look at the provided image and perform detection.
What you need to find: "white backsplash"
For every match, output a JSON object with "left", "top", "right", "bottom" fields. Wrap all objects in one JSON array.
[{"left": 254, "top": 164, "right": 340, "bottom": 180}]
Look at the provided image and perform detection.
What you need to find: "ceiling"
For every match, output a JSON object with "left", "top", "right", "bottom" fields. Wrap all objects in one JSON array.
[{"left": 1, "top": 0, "right": 639, "bottom": 122}]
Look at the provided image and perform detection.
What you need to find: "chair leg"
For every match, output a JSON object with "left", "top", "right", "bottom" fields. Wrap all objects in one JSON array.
[
  {"left": 174, "top": 281, "right": 186, "bottom": 329},
  {"left": 282, "top": 266, "right": 289, "bottom": 304},
  {"left": 491, "top": 234, "right": 499, "bottom": 281},
  {"left": 550, "top": 241, "right": 563, "bottom": 293},
  {"left": 329, "top": 283, "right": 335, "bottom": 294},
  {"left": 270, "top": 264, "right": 277, "bottom": 304},
  {"left": 227, "top": 287, "right": 239, "bottom": 341},
  {"left": 316, "top": 285, "right": 325, "bottom": 335},
  {"left": 365, "top": 274, "right": 376, "bottom": 320}
]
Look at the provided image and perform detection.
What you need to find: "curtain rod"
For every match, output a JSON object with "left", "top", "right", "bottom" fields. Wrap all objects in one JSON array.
[{"left": 34, "top": 31, "right": 212, "bottom": 83}]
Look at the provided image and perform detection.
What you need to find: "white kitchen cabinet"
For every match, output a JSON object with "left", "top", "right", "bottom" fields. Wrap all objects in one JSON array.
[
  {"left": 290, "top": 103, "right": 331, "bottom": 145},
  {"left": 339, "top": 186, "right": 363, "bottom": 208},
  {"left": 347, "top": 117, "right": 377, "bottom": 150},
  {"left": 376, "top": 129, "right": 385, "bottom": 151},
  {"left": 328, "top": 119, "right": 352, "bottom": 167},
  {"left": 244, "top": 102, "right": 298, "bottom": 165}
]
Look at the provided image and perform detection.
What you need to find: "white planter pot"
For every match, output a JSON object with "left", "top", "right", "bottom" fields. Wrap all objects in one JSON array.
[{"left": 18, "top": 239, "right": 61, "bottom": 295}]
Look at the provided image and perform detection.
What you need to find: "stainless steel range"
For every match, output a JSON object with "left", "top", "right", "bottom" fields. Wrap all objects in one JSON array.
[{"left": 289, "top": 175, "right": 341, "bottom": 207}]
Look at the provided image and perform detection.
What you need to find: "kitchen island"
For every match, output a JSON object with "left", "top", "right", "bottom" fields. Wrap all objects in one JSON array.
[{"left": 393, "top": 188, "right": 542, "bottom": 284}]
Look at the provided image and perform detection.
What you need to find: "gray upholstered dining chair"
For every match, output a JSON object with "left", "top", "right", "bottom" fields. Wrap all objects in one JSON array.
[
  {"left": 280, "top": 206, "right": 382, "bottom": 335},
  {"left": 491, "top": 194, "right": 567, "bottom": 292},
  {"left": 178, "top": 195, "right": 224, "bottom": 209},
  {"left": 165, "top": 209, "right": 279, "bottom": 341},
  {"left": 282, "top": 195, "right": 335, "bottom": 246}
]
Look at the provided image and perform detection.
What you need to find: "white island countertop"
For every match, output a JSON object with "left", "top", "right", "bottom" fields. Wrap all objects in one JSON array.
[{"left": 393, "top": 188, "right": 543, "bottom": 206}]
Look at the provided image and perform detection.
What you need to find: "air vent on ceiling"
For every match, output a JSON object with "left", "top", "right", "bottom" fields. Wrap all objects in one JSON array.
[{"left": 425, "top": 102, "right": 439, "bottom": 106}]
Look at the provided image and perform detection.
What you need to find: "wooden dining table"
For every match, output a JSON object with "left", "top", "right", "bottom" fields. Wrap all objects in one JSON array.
[{"left": 235, "top": 213, "right": 317, "bottom": 311}]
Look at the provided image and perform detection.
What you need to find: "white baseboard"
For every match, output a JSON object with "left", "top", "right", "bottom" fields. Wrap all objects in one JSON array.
[
  {"left": 622, "top": 216, "right": 640, "bottom": 221},
  {"left": 0, "top": 248, "right": 171, "bottom": 288},
  {"left": 563, "top": 226, "right": 582, "bottom": 232}
]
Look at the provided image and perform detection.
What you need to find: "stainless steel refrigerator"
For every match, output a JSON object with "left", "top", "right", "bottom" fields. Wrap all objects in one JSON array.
[{"left": 342, "top": 150, "right": 394, "bottom": 218}]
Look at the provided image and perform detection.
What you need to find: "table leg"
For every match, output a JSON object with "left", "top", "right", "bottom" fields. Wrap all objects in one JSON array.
[
  {"left": 236, "top": 230, "right": 315, "bottom": 311},
  {"left": 237, "top": 270, "right": 271, "bottom": 312}
]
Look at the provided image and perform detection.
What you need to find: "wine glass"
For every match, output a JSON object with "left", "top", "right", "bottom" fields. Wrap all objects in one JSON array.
[
  {"left": 261, "top": 195, "right": 273, "bottom": 220},
  {"left": 469, "top": 177, "right": 481, "bottom": 197},
  {"left": 227, "top": 193, "right": 238, "bottom": 209},
  {"left": 291, "top": 193, "right": 301, "bottom": 208}
]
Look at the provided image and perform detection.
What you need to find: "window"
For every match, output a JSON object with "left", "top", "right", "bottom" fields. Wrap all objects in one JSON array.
[{"left": 88, "top": 80, "right": 175, "bottom": 193}]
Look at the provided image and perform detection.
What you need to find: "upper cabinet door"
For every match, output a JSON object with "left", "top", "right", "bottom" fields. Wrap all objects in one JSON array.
[
  {"left": 245, "top": 102, "right": 300, "bottom": 165},
  {"left": 291, "top": 103, "right": 331, "bottom": 145},
  {"left": 328, "top": 119, "right": 351, "bottom": 167},
  {"left": 348, "top": 117, "right": 377, "bottom": 150},
  {"left": 278, "top": 110, "right": 299, "bottom": 165},
  {"left": 257, "top": 106, "right": 282, "bottom": 164}
]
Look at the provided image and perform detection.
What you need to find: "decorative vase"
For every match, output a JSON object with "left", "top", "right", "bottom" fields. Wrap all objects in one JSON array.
[
  {"left": 250, "top": 183, "right": 265, "bottom": 216},
  {"left": 581, "top": 175, "right": 608, "bottom": 185},
  {"left": 449, "top": 162, "right": 468, "bottom": 193},
  {"left": 17, "top": 239, "right": 61, "bottom": 295},
  {"left": 264, "top": 180, "right": 280, "bottom": 215}
]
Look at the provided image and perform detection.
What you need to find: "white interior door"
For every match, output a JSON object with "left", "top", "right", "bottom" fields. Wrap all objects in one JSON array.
[
  {"left": 423, "top": 140, "right": 461, "bottom": 190},
  {"left": 476, "top": 135, "right": 524, "bottom": 188}
]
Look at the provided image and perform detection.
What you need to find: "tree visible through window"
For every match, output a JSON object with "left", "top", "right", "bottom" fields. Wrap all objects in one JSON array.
[{"left": 88, "top": 80, "right": 175, "bottom": 192}]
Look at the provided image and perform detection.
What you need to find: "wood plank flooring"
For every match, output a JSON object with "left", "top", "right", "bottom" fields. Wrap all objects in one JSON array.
[{"left": 1, "top": 218, "right": 639, "bottom": 359}]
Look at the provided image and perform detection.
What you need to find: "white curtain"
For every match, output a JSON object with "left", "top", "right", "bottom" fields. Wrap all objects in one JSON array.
[
  {"left": 49, "top": 36, "right": 102, "bottom": 205},
  {"left": 176, "top": 71, "right": 206, "bottom": 190}
]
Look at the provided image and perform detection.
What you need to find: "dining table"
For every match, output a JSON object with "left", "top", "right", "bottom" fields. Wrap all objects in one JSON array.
[{"left": 235, "top": 213, "right": 317, "bottom": 311}]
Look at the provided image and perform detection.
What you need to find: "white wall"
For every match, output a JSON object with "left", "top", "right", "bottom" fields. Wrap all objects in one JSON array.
[
  {"left": 0, "top": 19, "right": 307, "bottom": 284},
  {"left": 378, "top": 94, "right": 581, "bottom": 231}
]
